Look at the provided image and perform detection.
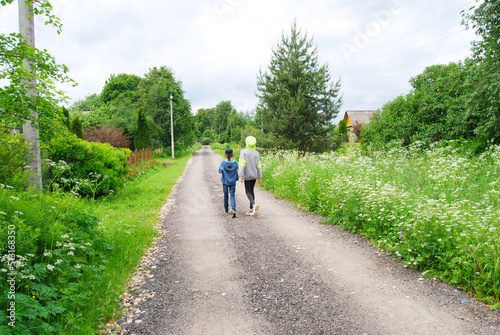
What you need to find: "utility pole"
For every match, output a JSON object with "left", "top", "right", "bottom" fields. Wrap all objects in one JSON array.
[
  {"left": 19, "top": 0, "right": 42, "bottom": 188},
  {"left": 170, "top": 92, "right": 174, "bottom": 159}
]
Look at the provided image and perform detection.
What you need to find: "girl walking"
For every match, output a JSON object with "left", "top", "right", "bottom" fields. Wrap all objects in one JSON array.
[
  {"left": 219, "top": 148, "right": 239, "bottom": 218},
  {"left": 239, "top": 136, "right": 262, "bottom": 217}
]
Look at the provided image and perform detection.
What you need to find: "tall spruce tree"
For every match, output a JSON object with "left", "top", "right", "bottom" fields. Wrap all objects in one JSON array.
[{"left": 257, "top": 21, "right": 342, "bottom": 152}]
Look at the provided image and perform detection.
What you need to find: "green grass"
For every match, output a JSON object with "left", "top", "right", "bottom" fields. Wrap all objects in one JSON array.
[
  {"left": 84, "top": 156, "right": 191, "bottom": 333},
  {"left": 260, "top": 142, "right": 500, "bottom": 309}
]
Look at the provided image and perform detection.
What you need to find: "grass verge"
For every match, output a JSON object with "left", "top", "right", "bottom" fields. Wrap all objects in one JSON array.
[{"left": 88, "top": 156, "right": 191, "bottom": 333}]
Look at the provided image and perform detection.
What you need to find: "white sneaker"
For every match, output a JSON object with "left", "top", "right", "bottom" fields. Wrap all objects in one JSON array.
[
  {"left": 252, "top": 204, "right": 259, "bottom": 217},
  {"left": 231, "top": 210, "right": 236, "bottom": 218},
  {"left": 245, "top": 207, "right": 254, "bottom": 216}
]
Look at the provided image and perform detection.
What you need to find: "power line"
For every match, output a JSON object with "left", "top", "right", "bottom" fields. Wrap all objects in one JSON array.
[
  {"left": 387, "top": 44, "right": 471, "bottom": 74},
  {"left": 344, "top": 29, "right": 470, "bottom": 76},
  {"left": 359, "top": 0, "right": 475, "bottom": 57},
  {"left": 341, "top": 1, "right": 476, "bottom": 77},
  {"left": 344, "top": 44, "right": 471, "bottom": 83},
  {"left": 353, "top": 22, "right": 464, "bottom": 68}
]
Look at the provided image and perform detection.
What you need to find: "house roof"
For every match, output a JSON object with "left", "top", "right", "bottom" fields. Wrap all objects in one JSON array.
[{"left": 343, "top": 110, "right": 377, "bottom": 127}]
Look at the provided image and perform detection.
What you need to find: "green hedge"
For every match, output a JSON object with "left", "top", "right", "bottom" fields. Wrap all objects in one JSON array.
[{"left": 49, "top": 136, "right": 130, "bottom": 198}]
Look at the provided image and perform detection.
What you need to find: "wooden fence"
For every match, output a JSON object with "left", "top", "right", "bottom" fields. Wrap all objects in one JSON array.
[{"left": 129, "top": 148, "right": 152, "bottom": 167}]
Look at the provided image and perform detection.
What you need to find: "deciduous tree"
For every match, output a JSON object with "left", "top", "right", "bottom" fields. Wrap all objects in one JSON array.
[
  {"left": 139, "top": 66, "right": 195, "bottom": 150},
  {"left": 1, "top": 0, "right": 74, "bottom": 187},
  {"left": 0, "top": 0, "right": 73, "bottom": 131},
  {"left": 463, "top": 0, "right": 500, "bottom": 145}
]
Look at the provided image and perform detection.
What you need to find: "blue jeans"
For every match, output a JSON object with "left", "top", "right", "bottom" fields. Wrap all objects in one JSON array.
[{"left": 223, "top": 184, "right": 236, "bottom": 212}]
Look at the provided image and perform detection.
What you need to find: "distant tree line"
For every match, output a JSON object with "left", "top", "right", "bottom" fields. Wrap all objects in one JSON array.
[{"left": 72, "top": 66, "right": 195, "bottom": 152}]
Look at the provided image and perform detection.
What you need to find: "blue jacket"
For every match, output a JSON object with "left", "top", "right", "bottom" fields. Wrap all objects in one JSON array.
[{"left": 219, "top": 159, "right": 239, "bottom": 186}]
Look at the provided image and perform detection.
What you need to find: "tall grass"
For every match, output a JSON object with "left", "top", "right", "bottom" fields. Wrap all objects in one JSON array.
[{"left": 261, "top": 141, "right": 500, "bottom": 308}]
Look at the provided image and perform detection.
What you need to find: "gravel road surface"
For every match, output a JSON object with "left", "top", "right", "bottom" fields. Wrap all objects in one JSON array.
[{"left": 115, "top": 146, "right": 499, "bottom": 335}]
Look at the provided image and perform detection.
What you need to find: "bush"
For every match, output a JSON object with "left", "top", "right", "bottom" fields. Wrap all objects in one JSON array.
[
  {"left": 49, "top": 137, "right": 130, "bottom": 198},
  {"left": 134, "top": 108, "right": 152, "bottom": 150},
  {"left": 202, "top": 137, "right": 213, "bottom": 145},
  {"left": 70, "top": 115, "right": 84, "bottom": 140},
  {"left": 84, "top": 126, "right": 132, "bottom": 148},
  {"left": 0, "top": 129, "right": 30, "bottom": 190}
]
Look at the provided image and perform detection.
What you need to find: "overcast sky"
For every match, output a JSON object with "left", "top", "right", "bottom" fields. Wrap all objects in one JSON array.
[{"left": 0, "top": 0, "right": 478, "bottom": 122}]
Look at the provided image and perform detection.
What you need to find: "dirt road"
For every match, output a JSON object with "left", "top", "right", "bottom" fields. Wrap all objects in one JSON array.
[{"left": 116, "top": 146, "right": 499, "bottom": 334}]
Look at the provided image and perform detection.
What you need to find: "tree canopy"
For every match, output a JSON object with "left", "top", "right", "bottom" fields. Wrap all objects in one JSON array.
[
  {"left": 362, "top": 63, "right": 472, "bottom": 148},
  {"left": 0, "top": 0, "right": 74, "bottom": 134},
  {"left": 462, "top": 0, "right": 500, "bottom": 145},
  {"left": 139, "top": 66, "right": 195, "bottom": 150},
  {"left": 100, "top": 73, "right": 141, "bottom": 104}
]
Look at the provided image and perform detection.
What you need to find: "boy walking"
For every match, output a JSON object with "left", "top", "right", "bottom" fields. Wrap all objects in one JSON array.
[{"left": 239, "top": 136, "right": 262, "bottom": 217}]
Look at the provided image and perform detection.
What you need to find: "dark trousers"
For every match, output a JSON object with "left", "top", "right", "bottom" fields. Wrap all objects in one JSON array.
[{"left": 244, "top": 179, "right": 256, "bottom": 209}]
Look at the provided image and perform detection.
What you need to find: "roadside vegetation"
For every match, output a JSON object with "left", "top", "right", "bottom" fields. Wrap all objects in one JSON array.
[{"left": 0, "top": 149, "right": 195, "bottom": 334}]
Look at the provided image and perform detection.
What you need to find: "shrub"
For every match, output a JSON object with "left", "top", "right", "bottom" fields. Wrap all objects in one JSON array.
[
  {"left": 49, "top": 137, "right": 130, "bottom": 198},
  {"left": 134, "top": 108, "right": 152, "bottom": 150},
  {"left": 70, "top": 115, "right": 84, "bottom": 140},
  {"left": 84, "top": 126, "right": 132, "bottom": 148},
  {"left": 0, "top": 129, "right": 30, "bottom": 190},
  {"left": 202, "top": 137, "right": 213, "bottom": 145}
]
